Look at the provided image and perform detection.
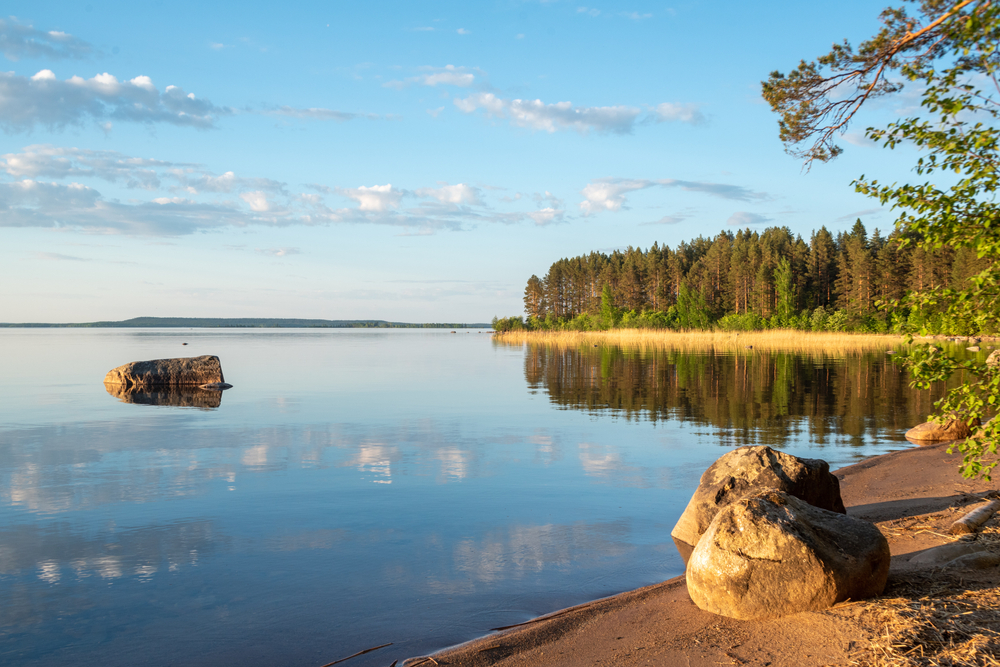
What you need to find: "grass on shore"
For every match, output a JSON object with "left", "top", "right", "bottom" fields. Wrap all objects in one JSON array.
[
  {"left": 843, "top": 577, "right": 1000, "bottom": 667},
  {"left": 494, "top": 329, "right": 908, "bottom": 354}
]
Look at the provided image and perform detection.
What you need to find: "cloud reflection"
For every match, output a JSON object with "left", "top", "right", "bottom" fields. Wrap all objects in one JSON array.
[
  {"left": 348, "top": 443, "right": 398, "bottom": 484},
  {"left": 424, "top": 520, "right": 632, "bottom": 594},
  {"left": 0, "top": 520, "right": 226, "bottom": 583}
]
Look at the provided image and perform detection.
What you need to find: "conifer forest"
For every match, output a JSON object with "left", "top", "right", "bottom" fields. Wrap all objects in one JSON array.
[{"left": 494, "top": 221, "right": 990, "bottom": 334}]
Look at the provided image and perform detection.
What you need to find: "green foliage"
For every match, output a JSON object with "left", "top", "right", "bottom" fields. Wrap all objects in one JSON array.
[
  {"left": 675, "top": 283, "right": 711, "bottom": 329},
  {"left": 600, "top": 283, "right": 621, "bottom": 329},
  {"left": 767, "top": 0, "right": 1000, "bottom": 477},
  {"left": 491, "top": 316, "right": 527, "bottom": 333},
  {"left": 810, "top": 306, "right": 830, "bottom": 331},
  {"left": 773, "top": 257, "right": 796, "bottom": 326},
  {"left": 907, "top": 344, "right": 1000, "bottom": 479},
  {"left": 717, "top": 312, "right": 769, "bottom": 331}
]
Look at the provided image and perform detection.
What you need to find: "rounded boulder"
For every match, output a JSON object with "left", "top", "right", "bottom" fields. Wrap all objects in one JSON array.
[
  {"left": 670, "top": 446, "right": 845, "bottom": 557},
  {"left": 905, "top": 417, "right": 978, "bottom": 443},
  {"left": 104, "top": 355, "right": 225, "bottom": 389},
  {"left": 686, "top": 491, "right": 890, "bottom": 620}
]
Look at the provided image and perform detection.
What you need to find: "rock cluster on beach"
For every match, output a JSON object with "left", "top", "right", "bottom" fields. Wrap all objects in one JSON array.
[
  {"left": 103, "top": 355, "right": 232, "bottom": 390},
  {"left": 675, "top": 445, "right": 889, "bottom": 620},
  {"left": 670, "top": 446, "right": 845, "bottom": 560}
]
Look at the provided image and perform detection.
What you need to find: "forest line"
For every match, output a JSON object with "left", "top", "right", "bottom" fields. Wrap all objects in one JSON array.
[{"left": 494, "top": 221, "right": 989, "bottom": 335}]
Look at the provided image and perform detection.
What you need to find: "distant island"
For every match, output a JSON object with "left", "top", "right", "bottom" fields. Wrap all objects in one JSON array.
[{"left": 0, "top": 317, "right": 492, "bottom": 329}]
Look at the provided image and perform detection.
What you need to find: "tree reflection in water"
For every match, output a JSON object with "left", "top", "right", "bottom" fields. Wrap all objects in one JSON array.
[{"left": 523, "top": 344, "right": 951, "bottom": 448}]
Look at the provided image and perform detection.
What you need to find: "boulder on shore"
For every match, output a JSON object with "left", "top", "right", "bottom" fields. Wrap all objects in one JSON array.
[
  {"left": 686, "top": 491, "right": 890, "bottom": 620},
  {"left": 104, "top": 355, "right": 226, "bottom": 390},
  {"left": 670, "top": 446, "right": 845, "bottom": 560},
  {"left": 905, "top": 416, "right": 978, "bottom": 443}
]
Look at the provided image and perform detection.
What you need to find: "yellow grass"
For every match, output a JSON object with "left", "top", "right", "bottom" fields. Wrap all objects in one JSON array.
[
  {"left": 840, "top": 578, "right": 1000, "bottom": 667},
  {"left": 493, "top": 328, "right": 908, "bottom": 355}
]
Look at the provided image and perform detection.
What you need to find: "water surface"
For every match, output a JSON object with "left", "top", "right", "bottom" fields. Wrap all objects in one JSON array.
[{"left": 0, "top": 329, "right": 949, "bottom": 665}]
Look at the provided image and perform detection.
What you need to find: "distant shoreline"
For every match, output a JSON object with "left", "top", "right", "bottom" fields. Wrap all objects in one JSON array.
[{"left": 0, "top": 317, "right": 492, "bottom": 329}]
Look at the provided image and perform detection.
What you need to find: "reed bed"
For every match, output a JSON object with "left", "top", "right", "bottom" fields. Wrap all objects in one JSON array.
[{"left": 494, "top": 329, "right": 908, "bottom": 355}]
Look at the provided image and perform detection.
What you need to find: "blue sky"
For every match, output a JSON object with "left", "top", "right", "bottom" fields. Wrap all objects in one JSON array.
[{"left": 1, "top": 0, "right": 919, "bottom": 323}]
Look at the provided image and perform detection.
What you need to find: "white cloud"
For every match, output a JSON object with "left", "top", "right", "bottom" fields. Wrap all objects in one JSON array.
[
  {"left": 173, "top": 170, "right": 286, "bottom": 195},
  {"left": 579, "top": 177, "right": 767, "bottom": 214},
  {"left": 384, "top": 65, "right": 478, "bottom": 89},
  {"left": 621, "top": 11, "right": 653, "bottom": 19},
  {"left": 456, "top": 28, "right": 470, "bottom": 35},
  {"left": 427, "top": 106, "right": 445, "bottom": 117},
  {"left": 533, "top": 190, "right": 564, "bottom": 209},
  {"left": 0, "top": 145, "right": 566, "bottom": 235},
  {"left": 579, "top": 179, "right": 650, "bottom": 213},
  {"left": 653, "top": 102, "right": 705, "bottom": 125},
  {"left": 415, "top": 183, "right": 482, "bottom": 205},
  {"left": 0, "top": 18, "right": 93, "bottom": 61},
  {"left": 577, "top": 7, "right": 601, "bottom": 17},
  {"left": 527, "top": 207, "right": 564, "bottom": 225},
  {"left": 421, "top": 65, "right": 475, "bottom": 87},
  {"left": 240, "top": 191, "right": 273, "bottom": 212},
  {"left": 335, "top": 184, "right": 404, "bottom": 212},
  {"left": 727, "top": 211, "right": 772, "bottom": 226},
  {"left": 0, "top": 179, "right": 252, "bottom": 235},
  {"left": 256, "top": 247, "right": 300, "bottom": 257},
  {"left": 0, "top": 70, "right": 230, "bottom": 132},
  {"left": 0, "top": 145, "right": 184, "bottom": 189},
  {"left": 0, "top": 145, "right": 290, "bottom": 196},
  {"left": 262, "top": 106, "right": 382, "bottom": 121},
  {"left": 34, "top": 251, "right": 89, "bottom": 261},
  {"left": 842, "top": 132, "right": 878, "bottom": 148},
  {"left": 454, "top": 92, "right": 641, "bottom": 134},
  {"left": 642, "top": 213, "right": 689, "bottom": 225},
  {"left": 834, "top": 207, "right": 884, "bottom": 222}
]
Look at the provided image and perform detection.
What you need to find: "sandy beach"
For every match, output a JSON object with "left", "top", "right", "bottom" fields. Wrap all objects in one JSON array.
[{"left": 404, "top": 441, "right": 1000, "bottom": 666}]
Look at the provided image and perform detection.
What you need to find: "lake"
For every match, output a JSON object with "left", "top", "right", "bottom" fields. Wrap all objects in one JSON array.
[{"left": 0, "top": 329, "right": 945, "bottom": 666}]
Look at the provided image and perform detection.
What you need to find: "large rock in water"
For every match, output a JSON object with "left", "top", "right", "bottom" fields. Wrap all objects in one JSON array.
[
  {"left": 905, "top": 416, "right": 978, "bottom": 442},
  {"left": 671, "top": 446, "right": 845, "bottom": 559},
  {"left": 686, "top": 491, "right": 890, "bottom": 620},
  {"left": 104, "top": 355, "right": 226, "bottom": 389}
]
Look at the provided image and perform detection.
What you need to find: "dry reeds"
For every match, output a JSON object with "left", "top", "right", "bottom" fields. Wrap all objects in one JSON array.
[
  {"left": 841, "top": 580, "right": 1000, "bottom": 667},
  {"left": 494, "top": 329, "right": 907, "bottom": 355}
]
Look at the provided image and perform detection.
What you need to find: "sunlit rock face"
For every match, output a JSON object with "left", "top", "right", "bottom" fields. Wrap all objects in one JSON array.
[
  {"left": 686, "top": 491, "right": 889, "bottom": 620},
  {"left": 103, "top": 383, "right": 223, "bottom": 409},
  {"left": 671, "top": 445, "right": 845, "bottom": 562},
  {"left": 905, "top": 416, "right": 978, "bottom": 443},
  {"left": 103, "top": 355, "right": 225, "bottom": 389}
]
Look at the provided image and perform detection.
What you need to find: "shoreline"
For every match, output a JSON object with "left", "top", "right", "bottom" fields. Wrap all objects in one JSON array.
[
  {"left": 493, "top": 328, "right": 999, "bottom": 352},
  {"left": 491, "top": 328, "right": 910, "bottom": 355},
  {"left": 403, "top": 441, "right": 1000, "bottom": 666}
]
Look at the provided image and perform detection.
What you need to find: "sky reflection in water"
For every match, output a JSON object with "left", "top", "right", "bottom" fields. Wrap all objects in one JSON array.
[{"left": 0, "top": 329, "right": 937, "bottom": 666}]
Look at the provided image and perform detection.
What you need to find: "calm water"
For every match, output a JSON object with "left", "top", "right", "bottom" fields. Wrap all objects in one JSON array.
[{"left": 0, "top": 329, "right": 946, "bottom": 666}]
